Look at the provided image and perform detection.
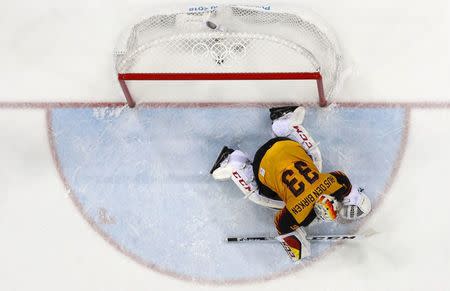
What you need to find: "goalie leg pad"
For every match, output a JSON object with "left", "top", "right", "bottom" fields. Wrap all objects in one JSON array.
[
  {"left": 230, "top": 164, "right": 284, "bottom": 209},
  {"left": 230, "top": 166, "right": 259, "bottom": 198},
  {"left": 246, "top": 191, "right": 285, "bottom": 209},
  {"left": 211, "top": 149, "right": 258, "bottom": 197},
  {"left": 211, "top": 149, "right": 249, "bottom": 180},
  {"left": 288, "top": 125, "right": 322, "bottom": 171},
  {"left": 272, "top": 107, "right": 323, "bottom": 171},
  {"left": 212, "top": 150, "right": 285, "bottom": 209}
]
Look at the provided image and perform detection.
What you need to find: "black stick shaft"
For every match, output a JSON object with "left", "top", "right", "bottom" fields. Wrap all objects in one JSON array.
[
  {"left": 227, "top": 234, "right": 359, "bottom": 242},
  {"left": 227, "top": 237, "right": 274, "bottom": 242}
]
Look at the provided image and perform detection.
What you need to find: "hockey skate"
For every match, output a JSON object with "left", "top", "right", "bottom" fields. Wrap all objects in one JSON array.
[
  {"left": 269, "top": 106, "right": 306, "bottom": 125},
  {"left": 269, "top": 106, "right": 298, "bottom": 120},
  {"left": 209, "top": 146, "right": 235, "bottom": 174}
]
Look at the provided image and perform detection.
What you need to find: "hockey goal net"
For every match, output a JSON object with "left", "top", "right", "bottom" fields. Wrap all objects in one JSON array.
[{"left": 114, "top": 5, "right": 344, "bottom": 107}]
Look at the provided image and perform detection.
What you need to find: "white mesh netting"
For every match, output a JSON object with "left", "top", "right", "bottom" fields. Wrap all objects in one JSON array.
[{"left": 114, "top": 4, "right": 344, "bottom": 103}]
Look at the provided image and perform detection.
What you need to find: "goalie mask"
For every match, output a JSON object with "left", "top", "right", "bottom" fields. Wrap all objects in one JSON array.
[{"left": 339, "top": 187, "right": 371, "bottom": 220}]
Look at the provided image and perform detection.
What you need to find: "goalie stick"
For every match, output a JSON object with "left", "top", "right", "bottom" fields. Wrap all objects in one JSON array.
[
  {"left": 227, "top": 234, "right": 358, "bottom": 242},
  {"left": 227, "top": 230, "right": 376, "bottom": 263},
  {"left": 227, "top": 230, "right": 376, "bottom": 243}
]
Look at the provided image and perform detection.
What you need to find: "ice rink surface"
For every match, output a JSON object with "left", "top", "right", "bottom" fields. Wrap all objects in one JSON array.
[
  {"left": 1, "top": 0, "right": 450, "bottom": 290},
  {"left": 49, "top": 106, "right": 405, "bottom": 281}
]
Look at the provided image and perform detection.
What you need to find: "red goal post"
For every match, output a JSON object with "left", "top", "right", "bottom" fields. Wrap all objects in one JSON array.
[{"left": 115, "top": 5, "right": 343, "bottom": 107}]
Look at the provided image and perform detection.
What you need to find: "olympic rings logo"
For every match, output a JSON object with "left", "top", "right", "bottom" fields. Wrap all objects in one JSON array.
[{"left": 191, "top": 41, "right": 247, "bottom": 63}]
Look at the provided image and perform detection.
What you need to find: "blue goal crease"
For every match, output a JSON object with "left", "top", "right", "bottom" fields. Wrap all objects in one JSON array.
[{"left": 50, "top": 106, "right": 406, "bottom": 281}]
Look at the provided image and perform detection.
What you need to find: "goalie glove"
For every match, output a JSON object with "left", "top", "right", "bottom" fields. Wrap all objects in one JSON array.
[
  {"left": 339, "top": 187, "right": 372, "bottom": 220},
  {"left": 314, "top": 194, "right": 340, "bottom": 222}
]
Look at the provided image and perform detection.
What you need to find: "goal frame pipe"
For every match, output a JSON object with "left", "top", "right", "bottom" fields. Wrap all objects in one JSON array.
[{"left": 118, "top": 72, "right": 327, "bottom": 108}]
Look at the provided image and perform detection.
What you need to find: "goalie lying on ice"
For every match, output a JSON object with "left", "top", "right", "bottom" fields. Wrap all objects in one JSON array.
[{"left": 210, "top": 106, "right": 372, "bottom": 261}]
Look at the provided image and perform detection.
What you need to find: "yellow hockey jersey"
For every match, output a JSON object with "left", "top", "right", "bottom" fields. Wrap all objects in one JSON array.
[{"left": 257, "top": 139, "right": 350, "bottom": 224}]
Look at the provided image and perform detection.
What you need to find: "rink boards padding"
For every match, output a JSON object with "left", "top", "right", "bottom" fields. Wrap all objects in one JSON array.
[{"left": 47, "top": 105, "right": 408, "bottom": 282}]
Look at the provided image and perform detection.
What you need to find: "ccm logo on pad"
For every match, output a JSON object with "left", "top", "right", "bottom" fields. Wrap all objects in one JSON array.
[
  {"left": 293, "top": 125, "right": 313, "bottom": 149},
  {"left": 232, "top": 171, "right": 252, "bottom": 192}
]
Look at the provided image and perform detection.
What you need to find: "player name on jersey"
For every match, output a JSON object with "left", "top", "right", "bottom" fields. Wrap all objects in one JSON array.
[{"left": 290, "top": 175, "right": 336, "bottom": 215}]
